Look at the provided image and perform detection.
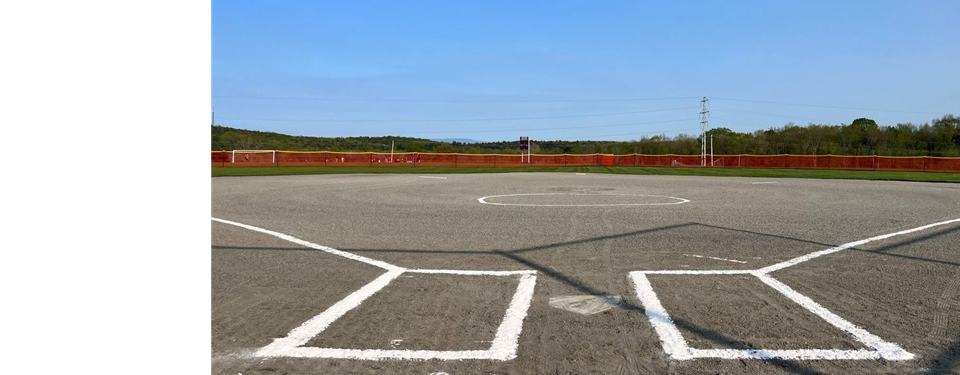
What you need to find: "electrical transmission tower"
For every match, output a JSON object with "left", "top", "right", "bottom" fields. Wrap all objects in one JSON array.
[{"left": 700, "top": 97, "right": 709, "bottom": 166}]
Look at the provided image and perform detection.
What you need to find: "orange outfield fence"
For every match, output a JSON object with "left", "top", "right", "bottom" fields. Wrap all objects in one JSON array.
[{"left": 211, "top": 151, "right": 960, "bottom": 172}]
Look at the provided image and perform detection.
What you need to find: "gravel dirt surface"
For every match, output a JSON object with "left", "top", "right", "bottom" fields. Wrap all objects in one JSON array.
[{"left": 212, "top": 172, "right": 960, "bottom": 374}]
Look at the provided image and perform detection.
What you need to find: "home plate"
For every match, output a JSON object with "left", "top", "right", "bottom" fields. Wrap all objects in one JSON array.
[{"left": 548, "top": 295, "right": 622, "bottom": 315}]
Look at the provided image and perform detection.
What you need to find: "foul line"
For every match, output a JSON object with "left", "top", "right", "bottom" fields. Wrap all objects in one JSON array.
[
  {"left": 760, "top": 218, "right": 960, "bottom": 274},
  {"left": 419, "top": 176, "right": 447, "bottom": 179},
  {"left": 211, "top": 217, "right": 401, "bottom": 272},
  {"left": 212, "top": 217, "right": 538, "bottom": 361},
  {"left": 631, "top": 217, "right": 960, "bottom": 361}
]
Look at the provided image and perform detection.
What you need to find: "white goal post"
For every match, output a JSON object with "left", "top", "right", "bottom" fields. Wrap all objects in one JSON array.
[{"left": 232, "top": 150, "right": 276, "bottom": 163}]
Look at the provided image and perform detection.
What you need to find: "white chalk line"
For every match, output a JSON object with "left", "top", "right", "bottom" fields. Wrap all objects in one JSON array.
[
  {"left": 629, "top": 273, "right": 693, "bottom": 360},
  {"left": 756, "top": 274, "right": 914, "bottom": 360},
  {"left": 477, "top": 193, "right": 691, "bottom": 207},
  {"left": 212, "top": 217, "right": 538, "bottom": 361},
  {"left": 418, "top": 176, "right": 447, "bottom": 179},
  {"left": 689, "top": 349, "right": 883, "bottom": 360},
  {"left": 760, "top": 218, "right": 960, "bottom": 274},
  {"left": 260, "top": 273, "right": 538, "bottom": 361},
  {"left": 640, "top": 270, "right": 753, "bottom": 275},
  {"left": 211, "top": 217, "right": 401, "bottom": 272},
  {"left": 488, "top": 274, "right": 538, "bottom": 360},
  {"left": 630, "top": 270, "right": 912, "bottom": 361},
  {"left": 630, "top": 218, "right": 960, "bottom": 361},
  {"left": 256, "top": 269, "right": 405, "bottom": 356},
  {"left": 683, "top": 254, "right": 748, "bottom": 264},
  {"left": 215, "top": 216, "right": 959, "bottom": 362},
  {"left": 752, "top": 181, "right": 778, "bottom": 184},
  {"left": 267, "top": 347, "right": 495, "bottom": 360},
  {"left": 408, "top": 269, "right": 536, "bottom": 276}
]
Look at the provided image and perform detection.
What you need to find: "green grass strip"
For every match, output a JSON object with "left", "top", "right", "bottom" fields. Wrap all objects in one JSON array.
[{"left": 212, "top": 165, "right": 960, "bottom": 183}]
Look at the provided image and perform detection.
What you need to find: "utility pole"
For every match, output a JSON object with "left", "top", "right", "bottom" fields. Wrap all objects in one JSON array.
[
  {"left": 710, "top": 134, "right": 714, "bottom": 166},
  {"left": 212, "top": 107, "right": 215, "bottom": 126},
  {"left": 700, "top": 97, "right": 709, "bottom": 166},
  {"left": 390, "top": 140, "right": 394, "bottom": 162}
]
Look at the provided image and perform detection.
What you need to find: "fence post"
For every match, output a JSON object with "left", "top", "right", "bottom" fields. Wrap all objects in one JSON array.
[
  {"left": 923, "top": 156, "right": 927, "bottom": 172},
  {"left": 454, "top": 153, "right": 458, "bottom": 168}
]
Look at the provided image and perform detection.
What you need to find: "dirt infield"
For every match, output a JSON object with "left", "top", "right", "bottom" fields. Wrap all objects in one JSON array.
[{"left": 212, "top": 173, "right": 960, "bottom": 374}]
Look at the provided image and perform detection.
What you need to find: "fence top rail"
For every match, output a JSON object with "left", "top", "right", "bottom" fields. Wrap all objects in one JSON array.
[
  {"left": 215, "top": 150, "right": 960, "bottom": 160},
  {"left": 270, "top": 151, "right": 597, "bottom": 156}
]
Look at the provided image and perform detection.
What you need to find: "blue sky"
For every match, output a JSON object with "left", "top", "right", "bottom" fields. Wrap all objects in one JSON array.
[{"left": 213, "top": 0, "right": 958, "bottom": 142}]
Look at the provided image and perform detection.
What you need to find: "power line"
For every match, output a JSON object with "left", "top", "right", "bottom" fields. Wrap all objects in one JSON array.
[
  {"left": 219, "top": 107, "right": 695, "bottom": 123},
  {"left": 222, "top": 119, "right": 700, "bottom": 139},
  {"left": 712, "top": 106, "right": 825, "bottom": 123},
  {"left": 571, "top": 127, "right": 702, "bottom": 140},
  {"left": 240, "top": 126, "right": 701, "bottom": 143},
  {"left": 382, "top": 118, "right": 697, "bottom": 135},
  {"left": 712, "top": 118, "right": 786, "bottom": 129},
  {"left": 284, "top": 119, "right": 699, "bottom": 138},
  {"left": 212, "top": 95, "right": 700, "bottom": 103},
  {"left": 443, "top": 127, "right": 703, "bottom": 141},
  {"left": 711, "top": 97, "right": 947, "bottom": 115}
]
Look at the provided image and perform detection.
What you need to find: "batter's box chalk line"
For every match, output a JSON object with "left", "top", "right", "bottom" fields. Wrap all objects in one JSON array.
[
  {"left": 212, "top": 217, "right": 538, "bottom": 361},
  {"left": 629, "top": 217, "right": 960, "bottom": 361},
  {"left": 477, "top": 193, "right": 691, "bottom": 207}
]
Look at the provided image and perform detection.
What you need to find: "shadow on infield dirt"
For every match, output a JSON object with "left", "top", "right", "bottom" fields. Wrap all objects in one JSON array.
[
  {"left": 926, "top": 336, "right": 960, "bottom": 375},
  {"left": 215, "top": 222, "right": 960, "bottom": 270},
  {"left": 213, "top": 222, "right": 960, "bottom": 374},
  {"left": 214, "top": 222, "right": 859, "bottom": 375}
]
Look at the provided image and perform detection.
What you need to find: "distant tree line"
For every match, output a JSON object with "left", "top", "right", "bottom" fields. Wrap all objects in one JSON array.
[{"left": 213, "top": 115, "right": 960, "bottom": 156}]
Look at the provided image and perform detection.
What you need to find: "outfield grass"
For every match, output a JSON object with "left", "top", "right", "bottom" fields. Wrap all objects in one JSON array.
[{"left": 212, "top": 165, "right": 960, "bottom": 182}]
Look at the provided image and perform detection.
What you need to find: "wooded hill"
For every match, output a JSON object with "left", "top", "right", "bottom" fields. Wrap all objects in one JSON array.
[{"left": 213, "top": 115, "right": 960, "bottom": 156}]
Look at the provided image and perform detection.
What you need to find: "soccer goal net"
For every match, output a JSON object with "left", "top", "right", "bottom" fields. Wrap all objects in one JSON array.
[{"left": 231, "top": 150, "right": 276, "bottom": 163}]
